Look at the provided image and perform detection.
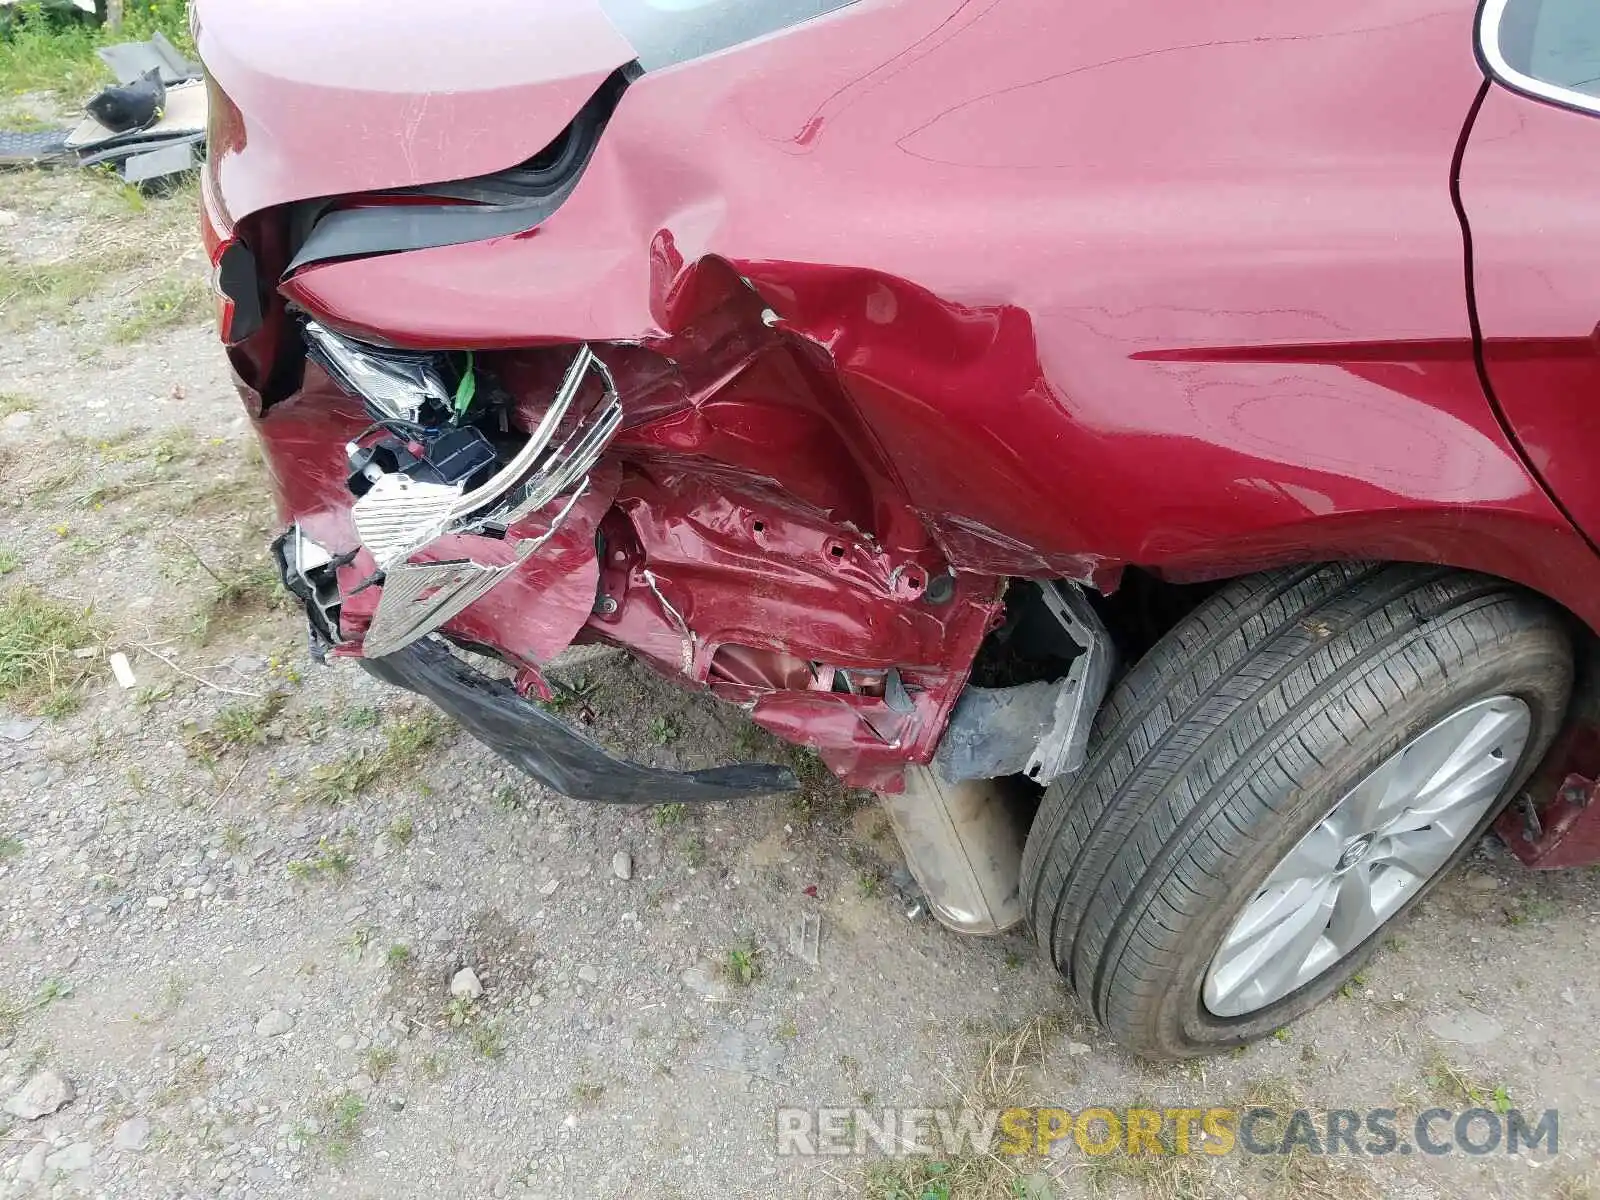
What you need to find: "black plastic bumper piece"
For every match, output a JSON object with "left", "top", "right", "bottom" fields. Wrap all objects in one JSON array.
[{"left": 359, "top": 637, "right": 798, "bottom": 804}]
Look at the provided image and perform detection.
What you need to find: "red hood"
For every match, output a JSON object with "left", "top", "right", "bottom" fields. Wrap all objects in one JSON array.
[{"left": 195, "top": 0, "right": 635, "bottom": 220}]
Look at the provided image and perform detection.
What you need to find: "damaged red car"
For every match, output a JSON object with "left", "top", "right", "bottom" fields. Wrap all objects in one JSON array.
[{"left": 194, "top": 0, "right": 1600, "bottom": 1058}]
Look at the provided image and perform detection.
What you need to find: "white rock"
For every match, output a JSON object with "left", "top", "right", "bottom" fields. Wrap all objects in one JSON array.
[
  {"left": 112, "top": 1116, "right": 151, "bottom": 1152},
  {"left": 255, "top": 1010, "right": 293, "bottom": 1038},
  {"left": 611, "top": 851, "right": 633, "bottom": 881},
  {"left": 336, "top": 1035, "right": 356, "bottom": 1052},
  {"left": 146, "top": 895, "right": 170, "bottom": 910},
  {"left": 1067, "top": 1041, "right": 1092, "bottom": 1056},
  {"left": 538, "top": 879, "right": 560, "bottom": 896},
  {"left": 2, "top": 411, "right": 33, "bottom": 431},
  {"left": 4, "top": 1070, "right": 76, "bottom": 1119},
  {"left": 44, "top": 1142, "right": 92, "bottom": 1175},
  {"left": 0, "top": 209, "right": 17, "bottom": 227},
  {"left": 577, "top": 965, "right": 599, "bottom": 985},
  {"left": 16, "top": 1144, "right": 47, "bottom": 1184},
  {"left": 450, "top": 968, "right": 484, "bottom": 1001}
]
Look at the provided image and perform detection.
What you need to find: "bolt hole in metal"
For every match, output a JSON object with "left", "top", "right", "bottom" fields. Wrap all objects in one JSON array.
[{"left": 1202, "top": 695, "right": 1531, "bottom": 1019}]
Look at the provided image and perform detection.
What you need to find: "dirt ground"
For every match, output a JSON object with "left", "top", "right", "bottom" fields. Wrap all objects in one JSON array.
[{"left": 1, "top": 170, "right": 1597, "bottom": 1200}]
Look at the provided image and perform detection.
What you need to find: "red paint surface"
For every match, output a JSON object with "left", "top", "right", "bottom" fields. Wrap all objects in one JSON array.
[
  {"left": 198, "top": 0, "right": 1600, "bottom": 810},
  {"left": 1461, "top": 86, "right": 1600, "bottom": 553}
]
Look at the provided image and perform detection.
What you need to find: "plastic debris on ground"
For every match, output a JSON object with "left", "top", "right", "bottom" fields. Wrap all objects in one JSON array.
[{"left": 0, "top": 31, "right": 205, "bottom": 185}]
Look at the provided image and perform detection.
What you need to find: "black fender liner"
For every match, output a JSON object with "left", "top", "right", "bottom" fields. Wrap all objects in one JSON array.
[{"left": 359, "top": 637, "right": 798, "bottom": 803}]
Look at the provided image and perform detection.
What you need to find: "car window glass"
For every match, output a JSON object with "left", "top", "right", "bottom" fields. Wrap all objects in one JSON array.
[
  {"left": 600, "top": 0, "right": 860, "bottom": 71},
  {"left": 1483, "top": 0, "right": 1600, "bottom": 112}
]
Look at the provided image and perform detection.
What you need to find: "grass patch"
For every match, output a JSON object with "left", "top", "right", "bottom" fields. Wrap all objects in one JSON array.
[
  {"left": 0, "top": 549, "right": 18, "bottom": 575},
  {"left": 0, "top": 244, "right": 146, "bottom": 331},
  {"left": 0, "top": 393, "right": 34, "bottom": 418},
  {"left": 316, "top": 1092, "right": 365, "bottom": 1165},
  {"left": 302, "top": 712, "right": 452, "bottom": 805},
  {"left": 286, "top": 834, "right": 356, "bottom": 884},
  {"left": 0, "top": 2, "right": 193, "bottom": 102},
  {"left": 193, "top": 691, "right": 285, "bottom": 754},
  {"left": 111, "top": 275, "right": 208, "bottom": 343},
  {"left": 470, "top": 1019, "right": 506, "bottom": 1060},
  {"left": 0, "top": 585, "right": 101, "bottom": 714}
]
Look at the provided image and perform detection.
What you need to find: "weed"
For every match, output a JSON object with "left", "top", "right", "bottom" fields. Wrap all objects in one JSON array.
[
  {"left": 0, "top": 394, "right": 33, "bottom": 419},
  {"left": 340, "top": 705, "right": 381, "bottom": 730},
  {"left": 470, "top": 1020, "right": 506, "bottom": 1060},
  {"left": 387, "top": 815, "right": 415, "bottom": 846},
  {"left": 857, "top": 869, "right": 883, "bottom": 899},
  {"left": 1504, "top": 894, "right": 1561, "bottom": 926},
  {"left": 0, "top": 549, "right": 17, "bottom": 575},
  {"left": 723, "top": 940, "right": 761, "bottom": 987},
  {"left": 385, "top": 712, "right": 450, "bottom": 765},
  {"left": 302, "top": 753, "right": 383, "bottom": 806},
  {"left": 385, "top": 943, "right": 412, "bottom": 969},
  {"left": 286, "top": 835, "right": 356, "bottom": 884},
  {"left": 208, "top": 691, "right": 285, "bottom": 750},
  {"left": 776, "top": 1017, "right": 799, "bottom": 1042},
  {"left": 363, "top": 1047, "right": 398, "bottom": 1080},
  {"left": 443, "top": 993, "right": 478, "bottom": 1028},
  {"left": 493, "top": 785, "right": 526, "bottom": 812},
  {"left": 653, "top": 802, "right": 687, "bottom": 828},
  {"left": 1492, "top": 1083, "right": 1513, "bottom": 1115},
  {"left": 0, "top": 834, "right": 22, "bottom": 860},
  {"left": 680, "top": 834, "right": 707, "bottom": 869},
  {"left": 0, "top": 586, "right": 101, "bottom": 713},
  {"left": 319, "top": 1092, "right": 365, "bottom": 1165},
  {"left": 220, "top": 823, "right": 246, "bottom": 854},
  {"left": 649, "top": 714, "right": 679, "bottom": 744},
  {"left": 1424, "top": 1049, "right": 1489, "bottom": 1107},
  {"left": 571, "top": 1078, "right": 606, "bottom": 1108}
]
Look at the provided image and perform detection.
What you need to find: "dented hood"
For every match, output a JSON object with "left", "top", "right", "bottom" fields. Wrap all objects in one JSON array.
[{"left": 195, "top": 0, "right": 635, "bottom": 220}]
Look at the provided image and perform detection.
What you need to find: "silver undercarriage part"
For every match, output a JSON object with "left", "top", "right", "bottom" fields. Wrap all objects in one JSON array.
[
  {"left": 353, "top": 346, "right": 621, "bottom": 658},
  {"left": 879, "top": 767, "right": 1029, "bottom": 935},
  {"left": 933, "top": 581, "right": 1114, "bottom": 787},
  {"left": 1024, "top": 582, "right": 1113, "bottom": 784}
]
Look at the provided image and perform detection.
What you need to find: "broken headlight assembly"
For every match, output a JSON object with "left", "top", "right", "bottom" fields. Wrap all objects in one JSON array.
[{"left": 298, "top": 319, "right": 622, "bottom": 657}]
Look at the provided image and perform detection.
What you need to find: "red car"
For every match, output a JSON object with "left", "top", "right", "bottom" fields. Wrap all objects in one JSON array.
[{"left": 194, "top": 0, "right": 1600, "bottom": 1058}]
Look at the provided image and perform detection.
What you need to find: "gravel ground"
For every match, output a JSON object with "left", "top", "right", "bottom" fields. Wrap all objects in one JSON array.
[{"left": 1, "top": 173, "right": 1598, "bottom": 1200}]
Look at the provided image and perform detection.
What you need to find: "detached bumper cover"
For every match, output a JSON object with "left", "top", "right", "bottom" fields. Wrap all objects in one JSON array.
[{"left": 360, "top": 637, "right": 797, "bottom": 803}]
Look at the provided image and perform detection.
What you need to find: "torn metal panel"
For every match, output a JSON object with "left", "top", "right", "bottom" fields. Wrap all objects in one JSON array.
[
  {"left": 361, "top": 637, "right": 797, "bottom": 804},
  {"left": 97, "top": 31, "right": 200, "bottom": 87}
]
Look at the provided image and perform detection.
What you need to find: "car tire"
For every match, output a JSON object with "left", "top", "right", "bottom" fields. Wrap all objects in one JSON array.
[{"left": 1020, "top": 562, "right": 1572, "bottom": 1059}]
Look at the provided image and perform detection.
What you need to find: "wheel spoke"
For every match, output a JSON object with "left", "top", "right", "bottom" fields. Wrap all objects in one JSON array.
[
  {"left": 1207, "top": 878, "right": 1335, "bottom": 1012},
  {"left": 1336, "top": 752, "right": 1408, "bottom": 835},
  {"left": 1271, "top": 820, "right": 1344, "bottom": 884},
  {"left": 1327, "top": 863, "right": 1381, "bottom": 952},
  {"left": 1380, "top": 753, "right": 1513, "bottom": 837},
  {"left": 1401, "top": 706, "right": 1521, "bottom": 812},
  {"left": 1370, "top": 827, "right": 1456, "bottom": 881},
  {"left": 1240, "top": 883, "right": 1339, "bottom": 1003}
]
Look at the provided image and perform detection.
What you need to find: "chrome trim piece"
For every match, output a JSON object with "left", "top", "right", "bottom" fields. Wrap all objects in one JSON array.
[
  {"left": 1478, "top": 0, "right": 1600, "bottom": 119},
  {"left": 354, "top": 345, "right": 622, "bottom": 657},
  {"left": 363, "top": 546, "right": 534, "bottom": 659}
]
